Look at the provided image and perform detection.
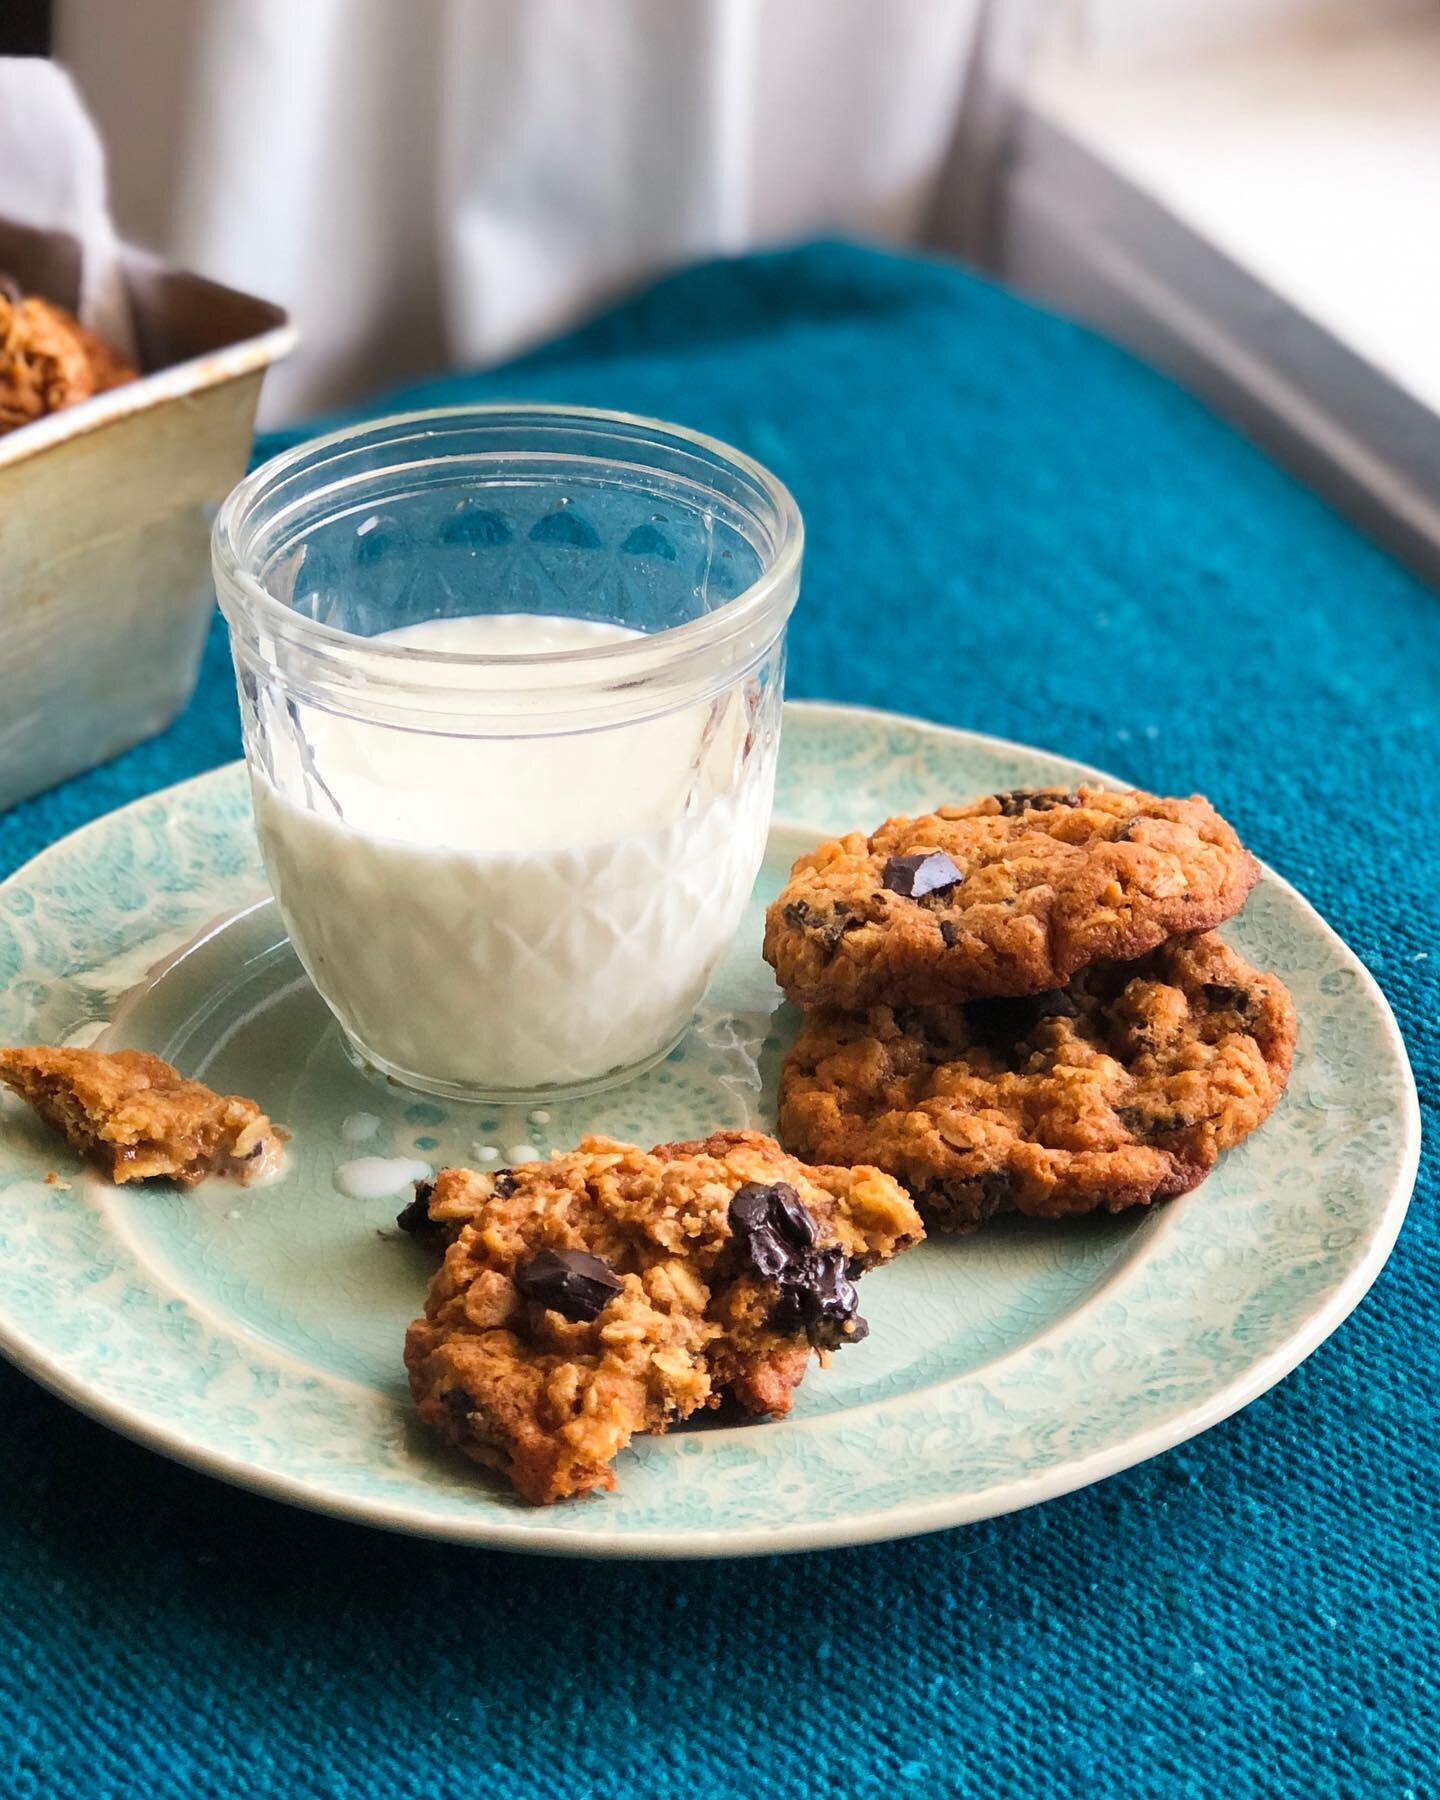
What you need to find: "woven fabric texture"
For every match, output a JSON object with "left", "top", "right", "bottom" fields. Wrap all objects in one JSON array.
[{"left": 1, "top": 244, "right": 1434, "bottom": 1799}]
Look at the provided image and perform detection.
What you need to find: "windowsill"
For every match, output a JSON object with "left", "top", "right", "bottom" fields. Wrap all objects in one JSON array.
[
  {"left": 991, "top": 8, "right": 1440, "bottom": 581},
  {"left": 1026, "top": 10, "right": 1440, "bottom": 415}
]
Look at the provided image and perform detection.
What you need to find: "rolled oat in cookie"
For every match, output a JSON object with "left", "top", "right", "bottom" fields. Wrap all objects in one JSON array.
[
  {"left": 763, "top": 786, "right": 1259, "bottom": 1011},
  {"left": 401, "top": 1129, "right": 921, "bottom": 1504},
  {"left": 777, "top": 934, "right": 1295, "bottom": 1232}
]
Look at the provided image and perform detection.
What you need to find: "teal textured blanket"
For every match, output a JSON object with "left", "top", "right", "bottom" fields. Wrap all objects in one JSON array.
[{"left": 1, "top": 244, "right": 1434, "bottom": 1798}]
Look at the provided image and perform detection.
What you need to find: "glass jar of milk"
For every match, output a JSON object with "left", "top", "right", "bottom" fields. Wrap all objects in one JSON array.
[{"left": 213, "top": 406, "right": 801, "bottom": 1102}]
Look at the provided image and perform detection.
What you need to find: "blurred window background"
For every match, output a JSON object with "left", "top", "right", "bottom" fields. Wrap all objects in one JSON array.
[
  {"left": 5, "top": 0, "right": 1437, "bottom": 576},
  {"left": 47, "top": 0, "right": 1043, "bottom": 420}
]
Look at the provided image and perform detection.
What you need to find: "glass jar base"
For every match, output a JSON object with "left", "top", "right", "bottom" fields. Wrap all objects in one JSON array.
[{"left": 338, "top": 1025, "right": 693, "bottom": 1109}]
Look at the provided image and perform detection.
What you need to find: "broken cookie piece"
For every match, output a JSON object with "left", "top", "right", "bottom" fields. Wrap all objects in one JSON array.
[
  {"left": 0, "top": 1045, "right": 283, "bottom": 1187},
  {"left": 402, "top": 1129, "right": 922, "bottom": 1504}
]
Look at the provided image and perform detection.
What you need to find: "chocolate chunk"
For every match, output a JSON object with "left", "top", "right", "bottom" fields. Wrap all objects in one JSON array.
[
  {"left": 993, "top": 789, "right": 1081, "bottom": 817},
  {"left": 965, "top": 990, "right": 1079, "bottom": 1049},
  {"left": 882, "top": 851, "right": 964, "bottom": 900},
  {"left": 443, "top": 1386, "right": 474, "bottom": 1418},
  {"left": 493, "top": 1170, "right": 518, "bottom": 1198},
  {"left": 772, "top": 1244, "right": 867, "bottom": 1347},
  {"left": 729, "top": 1184, "right": 864, "bottom": 1346},
  {"left": 939, "top": 919, "right": 960, "bottom": 948},
  {"left": 782, "top": 900, "right": 812, "bottom": 930},
  {"left": 771, "top": 1183, "right": 819, "bottom": 1250},
  {"left": 396, "top": 1179, "right": 437, "bottom": 1236},
  {"left": 729, "top": 1181, "right": 816, "bottom": 1278},
  {"left": 514, "top": 1247, "right": 622, "bottom": 1322}
]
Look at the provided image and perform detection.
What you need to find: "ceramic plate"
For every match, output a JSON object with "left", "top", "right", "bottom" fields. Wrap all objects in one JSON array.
[{"left": 0, "top": 704, "right": 1419, "bottom": 1557}]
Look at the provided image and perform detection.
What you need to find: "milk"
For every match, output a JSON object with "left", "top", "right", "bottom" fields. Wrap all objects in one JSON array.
[{"left": 250, "top": 614, "right": 774, "bottom": 1095}]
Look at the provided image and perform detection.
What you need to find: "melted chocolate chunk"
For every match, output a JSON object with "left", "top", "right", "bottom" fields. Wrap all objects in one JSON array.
[
  {"left": 729, "top": 1181, "right": 816, "bottom": 1278},
  {"left": 993, "top": 789, "right": 1082, "bottom": 817},
  {"left": 882, "top": 851, "right": 964, "bottom": 900},
  {"left": 728, "top": 1183, "right": 865, "bottom": 1347},
  {"left": 515, "top": 1247, "right": 622, "bottom": 1322},
  {"left": 396, "top": 1179, "right": 438, "bottom": 1238},
  {"left": 939, "top": 919, "right": 960, "bottom": 948},
  {"left": 965, "top": 989, "right": 1079, "bottom": 1050},
  {"left": 771, "top": 1245, "right": 867, "bottom": 1348},
  {"left": 1202, "top": 982, "right": 1254, "bottom": 1017},
  {"left": 493, "top": 1170, "right": 519, "bottom": 1198}
]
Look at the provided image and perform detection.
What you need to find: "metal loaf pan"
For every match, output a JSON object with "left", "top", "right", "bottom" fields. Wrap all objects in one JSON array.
[{"left": 0, "top": 216, "right": 296, "bottom": 810}]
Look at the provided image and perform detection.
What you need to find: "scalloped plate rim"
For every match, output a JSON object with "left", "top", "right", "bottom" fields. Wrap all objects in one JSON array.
[{"left": 0, "top": 699, "right": 1420, "bottom": 1559}]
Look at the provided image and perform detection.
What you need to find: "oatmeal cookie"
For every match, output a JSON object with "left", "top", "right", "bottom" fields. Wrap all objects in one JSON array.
[
  {"left": 0, "top": 1046, "right": 283, "bottom": 1186},
  {"left": 0, "top": 288, "right": 136, "bottom": 433},
  {"left": 778, "top": 934, "right": 1295, "bottom": 1231},
  {"left": 764, "top": 787, "right": 1259, "bottom": 1010},
  {"left": 401, "top": 1129, "right": 922, "bottom": 1503}
]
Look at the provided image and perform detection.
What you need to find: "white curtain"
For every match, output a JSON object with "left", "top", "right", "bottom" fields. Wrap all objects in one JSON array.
[{"left": 56, "top": 0, "right": 1042, "bottom": 422}]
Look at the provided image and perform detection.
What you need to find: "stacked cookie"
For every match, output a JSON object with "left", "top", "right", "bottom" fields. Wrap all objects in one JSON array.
[{"left": 765, "top": 786, "right": 1296, "bottom": 1231}]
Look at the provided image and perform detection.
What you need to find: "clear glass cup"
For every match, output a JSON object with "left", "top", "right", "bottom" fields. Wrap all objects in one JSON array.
[{"left": 212, "top": 405, "right": 802, "bottom": 1102}]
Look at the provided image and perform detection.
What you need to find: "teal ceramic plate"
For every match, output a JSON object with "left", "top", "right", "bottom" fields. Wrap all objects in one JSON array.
[{"left": 0, "top": 704, "right": 1419, "bottom": 1557}]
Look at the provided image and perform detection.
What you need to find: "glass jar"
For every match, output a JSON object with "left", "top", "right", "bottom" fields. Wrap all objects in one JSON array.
[{"left": 212, "top": 405, "right": 802, "bottom": 1102}]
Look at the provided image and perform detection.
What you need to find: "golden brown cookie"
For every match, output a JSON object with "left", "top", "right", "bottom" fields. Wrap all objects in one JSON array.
[
  {"left": 764, "top": 786, "right": 1260, "bottom": 1011},
  {"left": 401, "top": 1130, "right": 922, "bottom": 1504},
  {"left": 0, "top": 289, "right": 136, "bottom": 433},
  {"left": 777, "top": 934, "right": 1295, "bottom": 1231},
  {"left": 0, "top": 1045, "right": 283, "bottom": 1186}
]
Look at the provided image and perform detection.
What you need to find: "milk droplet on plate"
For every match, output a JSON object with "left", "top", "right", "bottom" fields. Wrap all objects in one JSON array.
[
  {"left": 506, "top": 1144, "right": 539, "bottom": 1165},
  {"left": 333, "top": 1156, "right": 432, "bottom": 1201},
  {"left": 470, "top": 1143, "right": 501, "bottom": 1164},
  {"left": 341, "top": 1111, "right": 381, "bottom": 1145},
  {"left": 527, "top": 1109, "right": 551, "bottom": 1126}
]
